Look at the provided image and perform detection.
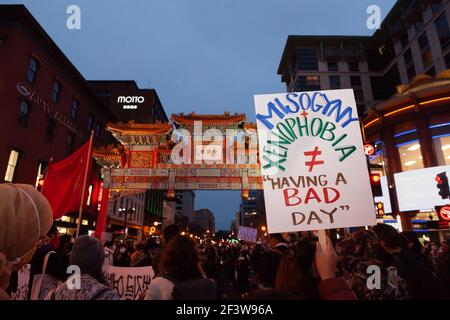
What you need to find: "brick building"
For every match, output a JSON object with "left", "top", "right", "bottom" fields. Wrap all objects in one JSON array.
[{"left": 0, "top": 5, "right": 169, "bottom": 237}]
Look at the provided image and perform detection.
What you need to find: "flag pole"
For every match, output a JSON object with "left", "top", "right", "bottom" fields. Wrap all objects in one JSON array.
[
  {"left": 76, "top": 131, "right": 94, "bottom": 238},
  {"left": 39, "top": 157, "right": 53, "bottom": 194}
]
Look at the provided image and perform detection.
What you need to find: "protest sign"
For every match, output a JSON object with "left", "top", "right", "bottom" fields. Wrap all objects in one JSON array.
[
  {"left": 10, "top": 264, "right": 31, "bottom": 300},
  {"left": 237, "top": 226, "right": 258, "bottom": 243},
  {"left": 103, "top": 265, "right": 154, "bottom": 300},
  {"left": 254, "top": 89, "right": 376, "bottom": 233}
]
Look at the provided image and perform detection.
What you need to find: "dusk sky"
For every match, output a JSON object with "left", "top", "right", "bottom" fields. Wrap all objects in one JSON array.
[{"left": 2, "top": 0, "right": 396, "bottom": 230}]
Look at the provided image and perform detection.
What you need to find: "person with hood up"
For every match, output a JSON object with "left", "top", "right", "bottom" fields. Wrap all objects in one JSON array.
[{"left": 45, "top": 235, "right": 119, "bottom": 300}]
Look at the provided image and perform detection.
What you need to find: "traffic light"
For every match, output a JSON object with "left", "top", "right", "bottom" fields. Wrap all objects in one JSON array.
[
  {"left": 375, "top": 202, "right": 384, "bottom": 218},
  {"left": 370, "top": 174, "right": 382, "bottom": 197},
  {"left": 166, "top": 189, "right": 176, "bottom": 200},
  {"left": 436, "top": 172, "right": 450, "bottom": 200}
]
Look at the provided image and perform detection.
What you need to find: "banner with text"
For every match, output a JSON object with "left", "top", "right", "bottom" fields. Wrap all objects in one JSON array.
[
  {"left": 103, "top": 265, "right": 154, "bottom": 300},
  {"left": 238, "top": 226, "right": 258, "bottom": 243},
  {"left": 254, "top": 89, "right": 376, "bottom": 233},
  {"left": 11, "top": 264, "right": 31, "bottom": 300}
]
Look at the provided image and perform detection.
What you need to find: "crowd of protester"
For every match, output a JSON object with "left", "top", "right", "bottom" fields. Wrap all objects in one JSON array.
[{"left": 2, "top": 183, "right": 450, "bottom": 300}]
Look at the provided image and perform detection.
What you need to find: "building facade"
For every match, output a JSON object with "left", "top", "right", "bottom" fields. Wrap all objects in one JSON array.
[
  {"left": 88, "top": 80, "right": 168, "bottom": 123},
  {"left": 278, "top": 0, "right": 450, "bottom": 117},
  {"left": 163, "top": 199, "right": 177, "bottom": 228},
  {"left": 278, "top": 0, "right": 450, "bottom": 240},
  {"left": 106, "top": 189, "right": 165, "bottom": 241},
  {"left": 191, "top": 209, "right": 216, "bottom": 234},
  {"left": 162, "top": 190, "right": 196, "bottom": 232},
  {"left": 364, "top": 72, "right": 450, "bottom": 241},
  {"left": 0, "top": 5, "right": 170, "bottom": 238},
  {"left": 238, "top": 190, "right": 267, "bottom": 238},
  {"left": 230, "top": 212, "right": 240, "bottom": 235},
  {"left": 107, "top": 191, "right": 146, "bottom": 240},
  {"left": 0, "top": 5, "right": 116, "bottom": 235},
  {"left": 239, "top": 190, "right": 258, "bottom": 227},
  {"left": 175, "top": 190, "right": 196, "bottom": 219}
]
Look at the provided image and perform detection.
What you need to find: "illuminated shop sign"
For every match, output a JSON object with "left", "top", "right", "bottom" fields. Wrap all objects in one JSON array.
[
  {"left": 16, "top": 82, "right": 82, "bottom": 137},
  {"left": 117, "top": 96, "right": 145, "bottom": 110}
]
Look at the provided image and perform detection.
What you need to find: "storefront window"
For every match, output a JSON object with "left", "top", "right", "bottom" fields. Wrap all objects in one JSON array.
[
  {"left": 433, "top": 135, "right": 450, "bottom": 165},
  {"left": 398, "top": 140, "right": 424, "bottom": 171},
  {"left": 394, "top": 123, "right": 424, "bottom": 172},
  {"left": 430, "top": 121, "right": 450, "bottom": 166}
]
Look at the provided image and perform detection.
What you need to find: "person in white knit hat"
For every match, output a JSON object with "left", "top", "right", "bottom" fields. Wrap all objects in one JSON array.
[{"left": 0, "top": 183, "right": 53, "bottom": 300}]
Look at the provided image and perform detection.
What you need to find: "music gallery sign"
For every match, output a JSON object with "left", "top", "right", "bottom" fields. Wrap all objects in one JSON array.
[
  {"left": 254, "top": 89, "right": 376, "bottom": 233},
  {"left": 16, "top": 82, "right": 82, "bottom": 137}
]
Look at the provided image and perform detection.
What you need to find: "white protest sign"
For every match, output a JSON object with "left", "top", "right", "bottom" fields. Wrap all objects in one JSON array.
[
  {"left": 10, "top": 264, "right": 31, "bottom": 300},
  {"left": 254, "top": 89, "right": 376, "bottom": 233},
  {"left": 103, "top": 265, "right": 154, "bottom": 300},
  {"left": 238, "top": 226, "right": 258, "bottom": 243}
]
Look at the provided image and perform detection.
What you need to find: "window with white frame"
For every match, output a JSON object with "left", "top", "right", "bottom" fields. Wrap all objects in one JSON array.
[{"left": 4, "top": 150, "right": 19, "bottom": 182}]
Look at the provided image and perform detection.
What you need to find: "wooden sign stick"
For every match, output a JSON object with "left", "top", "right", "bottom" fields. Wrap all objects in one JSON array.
[{"left": 318, "top": 229, "right": 328, "bottom": 253}]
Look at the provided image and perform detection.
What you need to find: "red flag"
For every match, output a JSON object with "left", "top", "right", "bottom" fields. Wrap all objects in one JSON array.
[
  {"left": 95, "top": 186, "right": 109, "bottom": 239},
  {"left": 42, "top": 140, "right": 92, "bottom": 219}
]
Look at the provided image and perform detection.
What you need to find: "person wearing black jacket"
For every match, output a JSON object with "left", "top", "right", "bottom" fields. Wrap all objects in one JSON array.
[
  {"left": 372, "top": 224, "right": 448, "bottom": 299},
  {"left": 28, "top": 224, "right": 69, "bottom": 300},
  {"left": 145, "top": 235, "right": 217, "bottom": 300},
  {"left": 151, "top": 224, "right": 179, "bottom": 276},
  {"left": 113, "top": 244, "right": 131, "bottom": 267},
  {"left": 258, "top": 234, "right": 289, "bottom": 289}
]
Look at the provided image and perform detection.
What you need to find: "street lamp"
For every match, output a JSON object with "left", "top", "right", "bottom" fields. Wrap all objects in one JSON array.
[
  {"left": 119, "top": 207, "right": 135, "bottom": 240},
  {"left": 261, "top": 226, "right": 266, "bottom": 232}
]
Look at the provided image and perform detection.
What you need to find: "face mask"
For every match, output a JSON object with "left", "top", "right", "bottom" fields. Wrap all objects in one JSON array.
[{"left": 119, "top": 248, "right": 126, "bottom": 254}]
